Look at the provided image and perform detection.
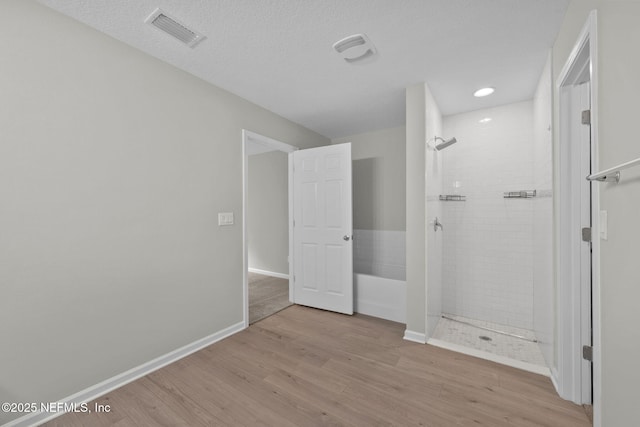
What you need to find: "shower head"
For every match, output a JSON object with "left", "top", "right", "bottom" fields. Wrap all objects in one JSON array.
[{"left": 434, "top": 136, "right": 458, "bottom": 151}]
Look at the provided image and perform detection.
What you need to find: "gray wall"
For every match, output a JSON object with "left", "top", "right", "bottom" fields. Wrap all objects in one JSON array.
[
  {"left": 0, "top": 1, "right": 328, "bottom": 423},
  {"left": 553, "top": 1, "right": 640, "bottom": 425},
  {"left": 406, "top": 83, "right": 443, "bottom": 338},
  {"left": 247, "top": 150, "right": 289, "bottom": 275},
  {"left": 405, "top": 84, "right": 427, "bottom": 336},
  {"left": 332, "top": 126, "right": 406, "bottom": 232}
]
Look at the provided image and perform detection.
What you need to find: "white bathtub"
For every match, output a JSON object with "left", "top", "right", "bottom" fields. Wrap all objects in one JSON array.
[{"left": 354, "top": 273, "right": 406, "bottom": 323}]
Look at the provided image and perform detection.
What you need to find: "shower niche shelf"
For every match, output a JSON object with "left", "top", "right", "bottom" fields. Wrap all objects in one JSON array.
[
  {"left": 439, "top": 195, "right": 466, "bottom": 201},
  {"left": 503, "top": 190, "right": 536, "bottom": 199}
]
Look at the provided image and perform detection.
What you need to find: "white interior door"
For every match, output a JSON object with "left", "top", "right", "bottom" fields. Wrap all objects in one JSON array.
[
  {"left": 292, "top": 143, "right": 353, "bottom": 315},
  {"left": 565, "top": 81, "right": 593, "bottom": 403}
]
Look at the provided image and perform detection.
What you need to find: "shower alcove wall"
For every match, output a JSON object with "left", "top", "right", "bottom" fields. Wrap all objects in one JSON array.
[{"left": 425, "top": 88, "right": 554, "bottom": 376}]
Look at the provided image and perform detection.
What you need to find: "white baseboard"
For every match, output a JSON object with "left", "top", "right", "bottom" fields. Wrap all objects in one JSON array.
[
  {"left": 248, "top": 268, "right": 289, "bottom": 280},
  {"left": 403, "top": 330, "right": 427, "bottom": 344},
  {"left": 427, "top": 338, "right": 551, "bottom": 377},
  {"left": 550, "top": 367, "right": 560, "bottom": 393},
  {"left": 4, "top": 321, "right": 245, "bottom": 427}
]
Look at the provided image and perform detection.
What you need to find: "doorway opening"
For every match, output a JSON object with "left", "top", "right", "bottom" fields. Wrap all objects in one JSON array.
[
  {"left": 242, "top": 130, "right": 297, "bottom": 326},
  {"left": 242, "top": 132, "right": 355, "bottom": 327}
]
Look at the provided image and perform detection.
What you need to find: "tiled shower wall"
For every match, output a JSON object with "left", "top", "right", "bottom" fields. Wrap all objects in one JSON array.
[
  {"left": 441, "top": 101, "right": 534, "bottom": 330},
  {"left": 532, "top": 55, "right": 554, "bottom": 366}
]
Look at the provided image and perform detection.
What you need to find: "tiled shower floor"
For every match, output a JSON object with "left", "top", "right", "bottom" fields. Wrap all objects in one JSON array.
[{"left": 431, "top": 314, "right": 547, "bottom": 368}]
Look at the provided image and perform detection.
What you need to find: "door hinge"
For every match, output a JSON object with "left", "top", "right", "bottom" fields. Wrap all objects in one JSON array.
[
  {"left": 582, "top": 227, "right": 592, "bottom": 242},
  {"left": 583, "top": 345, "right": 593, "bottom": 362},
  {"left": 581, "top": 109, "right": 591, "bottom": 125}
]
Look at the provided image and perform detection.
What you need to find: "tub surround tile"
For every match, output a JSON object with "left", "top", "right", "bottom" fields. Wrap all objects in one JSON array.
[{"left": 353, "top": 229, "right": 406, "bottom": 281}]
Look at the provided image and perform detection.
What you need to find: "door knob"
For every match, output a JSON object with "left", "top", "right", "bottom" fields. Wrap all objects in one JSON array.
[{"left": 343, "top": 235, "right": 351, "bottom": 241}]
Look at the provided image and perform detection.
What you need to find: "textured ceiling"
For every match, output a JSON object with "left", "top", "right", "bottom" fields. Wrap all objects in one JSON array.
[{"left": 38, "top": 0, "right": 569, "bottom": 138}]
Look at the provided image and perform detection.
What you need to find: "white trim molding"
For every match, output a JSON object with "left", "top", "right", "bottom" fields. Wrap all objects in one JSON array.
[
  {"left": 4, "top": 321, "right": 245, "bottom": 427},
  {"left": 241, "top": 129, "right": 298, "bottom": 327},
  {"left": 403, "top": 329, "right": 426, "bottom": 344},
  {"left": 244, "top": 129, "right": 298, "bottom": 154},
  {"left": 247, "top": 268, "right": 289, "bottom": 280}
]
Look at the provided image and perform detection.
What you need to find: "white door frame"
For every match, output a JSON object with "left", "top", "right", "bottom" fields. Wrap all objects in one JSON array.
[
  {"left": 555, "top": 10, "right": 600, "bottom": 424},
  {"left": 241, "top": 130, "right": 297, "bottom": 328}
]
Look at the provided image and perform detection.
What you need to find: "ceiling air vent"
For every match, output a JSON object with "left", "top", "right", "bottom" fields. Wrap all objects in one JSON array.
[
  {"left": 332, "top": 34, "right": 377, "bottom": 63},
  {"left": 145, "top": 8, "right": 206, "bottom": 48}
]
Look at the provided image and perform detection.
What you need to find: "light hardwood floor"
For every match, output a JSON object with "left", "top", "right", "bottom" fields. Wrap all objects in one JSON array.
[
  {"left": 45, "top": 305, "right": 591, "bottom": 426},
  {"left": 248, "top": 272, "right": 292, "bottom": 324}
]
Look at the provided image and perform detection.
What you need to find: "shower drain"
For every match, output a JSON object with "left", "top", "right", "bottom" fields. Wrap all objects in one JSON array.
[{"left": 479, "top": 335, "right": 492, "bottom": 341}]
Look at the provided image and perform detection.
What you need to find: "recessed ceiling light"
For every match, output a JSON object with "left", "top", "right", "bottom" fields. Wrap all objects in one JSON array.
[
  {"left": 479, "top": 117, "right": 492, "bottom": 123},
  {"left": 474, "top": 87, "right": 495, "bottom": 97}
]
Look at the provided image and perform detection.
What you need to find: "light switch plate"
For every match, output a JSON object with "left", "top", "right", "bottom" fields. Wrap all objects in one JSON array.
[
  {"left": 600, "top": 210, "right": 608, "bottom": 240},
  {"left": 218, "top": 212, "right": 234, "bottom": 226}
]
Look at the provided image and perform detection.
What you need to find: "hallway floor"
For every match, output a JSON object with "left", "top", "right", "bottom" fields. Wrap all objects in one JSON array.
[{"left": 249, "top": 272, "right": 292, "bottom": 324}]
